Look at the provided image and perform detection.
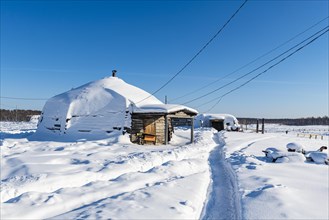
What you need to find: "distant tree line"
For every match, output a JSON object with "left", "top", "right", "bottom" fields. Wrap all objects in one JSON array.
[
  {"left": 0, "top": 109, "right": 42, "bottom": 122},
  {"left": 1, "top": 109, "right": 328, "bottom": 125},
  {"left": 238, "top": 116, "right": 329, "bottom": 126}
]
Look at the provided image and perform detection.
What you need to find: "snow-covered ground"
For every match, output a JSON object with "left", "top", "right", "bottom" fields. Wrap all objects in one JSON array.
[
  {"left": 246, "top": 123, "right": 329, "bottom": 136},
  {"left": 1, "top": 121, "right": 328, "bottom": 219},
  {"left": 222, "top": 131, "right": 328, "bottom": 219}
]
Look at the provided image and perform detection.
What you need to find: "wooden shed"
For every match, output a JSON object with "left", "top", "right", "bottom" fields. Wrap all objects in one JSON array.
[{"left": 130, "top": 104, "right": 198, "bottom": 145}]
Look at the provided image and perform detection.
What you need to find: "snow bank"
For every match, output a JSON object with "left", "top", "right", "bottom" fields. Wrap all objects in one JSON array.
[{"left": 0, "top": 121, "right": 37, "bottom": 140}]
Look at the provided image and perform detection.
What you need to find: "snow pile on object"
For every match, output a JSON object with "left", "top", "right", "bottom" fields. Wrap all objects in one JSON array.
[
  {"left": 262, "top": 147, "right": 305, "bottom": 163},
  {"left": 306, "top": 152, "right": 328, "bottom": 164},
  {"left": 134, "top": 104, "right": 198, "bottom": 114},
  {"left": 286, "top": 142, "right": 305, "bottom": 153},
  {"left": 195, "top": 113, "right": 241, "bottom": 131},
  {"left": 33, "top": 77, "right": 163, "bottom": 140}
]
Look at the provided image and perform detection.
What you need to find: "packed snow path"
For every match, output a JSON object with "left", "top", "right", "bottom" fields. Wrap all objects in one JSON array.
[{"left": 201, "top": 132, "right": 242, "bottom": 220}]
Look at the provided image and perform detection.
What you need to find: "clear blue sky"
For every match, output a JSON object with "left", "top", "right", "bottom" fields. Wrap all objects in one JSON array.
[{"left": 1, "top": 0, "right": 328, "bottom": 118}]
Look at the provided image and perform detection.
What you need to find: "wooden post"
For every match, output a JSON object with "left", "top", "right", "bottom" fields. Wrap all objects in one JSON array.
[
  {"left": 261, "top": 118, "right": 265, "bottom": 134},
  {"left": 256, "top": 120, "right": 259, "bottom": 133},
  {"left": 165, "top": 115, "right": 168, "bottom": 145},
  {"left": 191, "top": 117, "right": 194, "bottom": 144}
]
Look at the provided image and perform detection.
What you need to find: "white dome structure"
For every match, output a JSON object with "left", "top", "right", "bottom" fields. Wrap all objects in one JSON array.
[
  {"left": 34, "top": 76, "right": 163, "bottom": 140},
  {"left": 195, "top": 113, "right": 241, "bottom": 131}
]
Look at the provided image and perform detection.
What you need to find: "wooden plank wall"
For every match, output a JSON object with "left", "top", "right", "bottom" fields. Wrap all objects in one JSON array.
[
  {"left": 131, "top": 114, "right": 165, "bottom": 144},
  {"left": 131, "top": 111, "right": 192, "bottom": 145}
]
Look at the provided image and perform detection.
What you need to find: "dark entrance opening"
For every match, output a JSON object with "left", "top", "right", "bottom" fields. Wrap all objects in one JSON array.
[{"left": 211, "top": 120, "right": 224, "bottom": 131}]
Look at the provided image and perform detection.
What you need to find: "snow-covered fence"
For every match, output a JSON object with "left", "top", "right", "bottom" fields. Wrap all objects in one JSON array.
[{"left": 297, "top": 133, "right": 324, "bottom": 140}]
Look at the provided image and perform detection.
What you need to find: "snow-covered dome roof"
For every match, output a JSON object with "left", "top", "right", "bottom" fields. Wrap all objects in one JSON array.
[
  {"left": 44, "top": 76, "right": 163, "bottom": 118},
  {"left": 195, "top": 113, "right": 240, "bottom": 129},
  {"left": 34, "top": 76, "right": 164, "bottom": 140}
]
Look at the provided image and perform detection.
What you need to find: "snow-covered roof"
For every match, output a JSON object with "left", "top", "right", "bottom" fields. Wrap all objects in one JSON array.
[
  {"left": 206, "top": 114, "right": 236, "bottom": 120},
  {"left": 43, "top": 76, "right": 163, "bottom": 118},
  {"left": 133, "top": 104, "right": 198, "bottom": 115}
]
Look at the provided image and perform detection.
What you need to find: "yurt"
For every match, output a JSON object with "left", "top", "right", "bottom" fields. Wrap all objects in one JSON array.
[{"left": 34, "top": 74, "right": 197, "bottom": 143}]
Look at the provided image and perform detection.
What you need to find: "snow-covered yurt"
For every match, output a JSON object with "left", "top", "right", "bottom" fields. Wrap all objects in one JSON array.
[
  {"left": 34, "top": 74, "right": 197, "bottom": 143},
  {"left": 195, "top": 113, "right": 241, "bottom": 131}
]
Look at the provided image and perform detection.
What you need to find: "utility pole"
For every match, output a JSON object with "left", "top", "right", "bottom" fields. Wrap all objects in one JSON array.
[{"left": 165, "top": 96, "right": 167, "bottom": 104}]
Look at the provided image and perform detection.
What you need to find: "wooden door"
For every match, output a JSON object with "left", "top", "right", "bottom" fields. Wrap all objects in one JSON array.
[{"left": 144, "top": 119, "right": 156, "bottom": 135}]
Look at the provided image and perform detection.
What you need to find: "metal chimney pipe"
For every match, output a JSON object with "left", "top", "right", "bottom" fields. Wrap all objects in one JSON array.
[{"left": 112, "top": 70, "right": 117, "bottom": 77}]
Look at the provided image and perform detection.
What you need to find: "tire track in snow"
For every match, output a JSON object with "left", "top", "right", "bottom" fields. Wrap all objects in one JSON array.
[{"left": 201, "top": 132, "right": 242, "bottom": 220}]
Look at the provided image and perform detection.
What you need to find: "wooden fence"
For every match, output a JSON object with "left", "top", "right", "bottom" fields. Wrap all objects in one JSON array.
[{"left": 297, "top": 133, "right": 324, "bottom": 140}]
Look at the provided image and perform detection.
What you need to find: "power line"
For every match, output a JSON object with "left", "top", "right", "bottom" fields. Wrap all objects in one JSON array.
[
  {"left": 136, "top": 0, "right": 248, "bottom": 104},
  {"left": 203, "top": 28, "right": 329, "bottom": 112},
  {"left": 181, "top": 25, "right": 329, "bottom": 105},
  {"left": 0, "top": 96, "right": 48, "bottom": 100},
  {"left": 169, "top": 16, "right": 329, "bottom": 103}
]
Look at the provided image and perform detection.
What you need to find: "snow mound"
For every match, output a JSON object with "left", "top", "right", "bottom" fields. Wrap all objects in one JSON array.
[
  {"left": 263, "top": 147, "right": 305, "bottom": 163},
  {"left": 306, "top": 152, "right": 328, "bottom": 164},
  {"left": 286, "top": 142, "right": 304, "bottom": 153}
]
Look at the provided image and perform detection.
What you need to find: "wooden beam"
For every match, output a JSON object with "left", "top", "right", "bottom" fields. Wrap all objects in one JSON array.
[
  {"left": 165, "top": 114, "right": 168, "bottom": 145},
  {"left": 191, "top": 117, "right": 194, "bottom": 144},
  {"left": 256, "top": 120, "right": 259, "bottom": 133}
]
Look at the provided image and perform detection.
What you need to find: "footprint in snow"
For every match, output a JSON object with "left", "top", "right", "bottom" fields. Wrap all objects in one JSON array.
[
  {"left": 179, "top": 200, "right": 195, "bottom": 212},
  {"left": 54, "top": 146, "right": 65, "bottom": 151},
  {"left": 71, "top": 158, "right": 90, "bottom": 165},
  {"left": 245, "top": 184, "right": 285, "bottom": 198}
]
